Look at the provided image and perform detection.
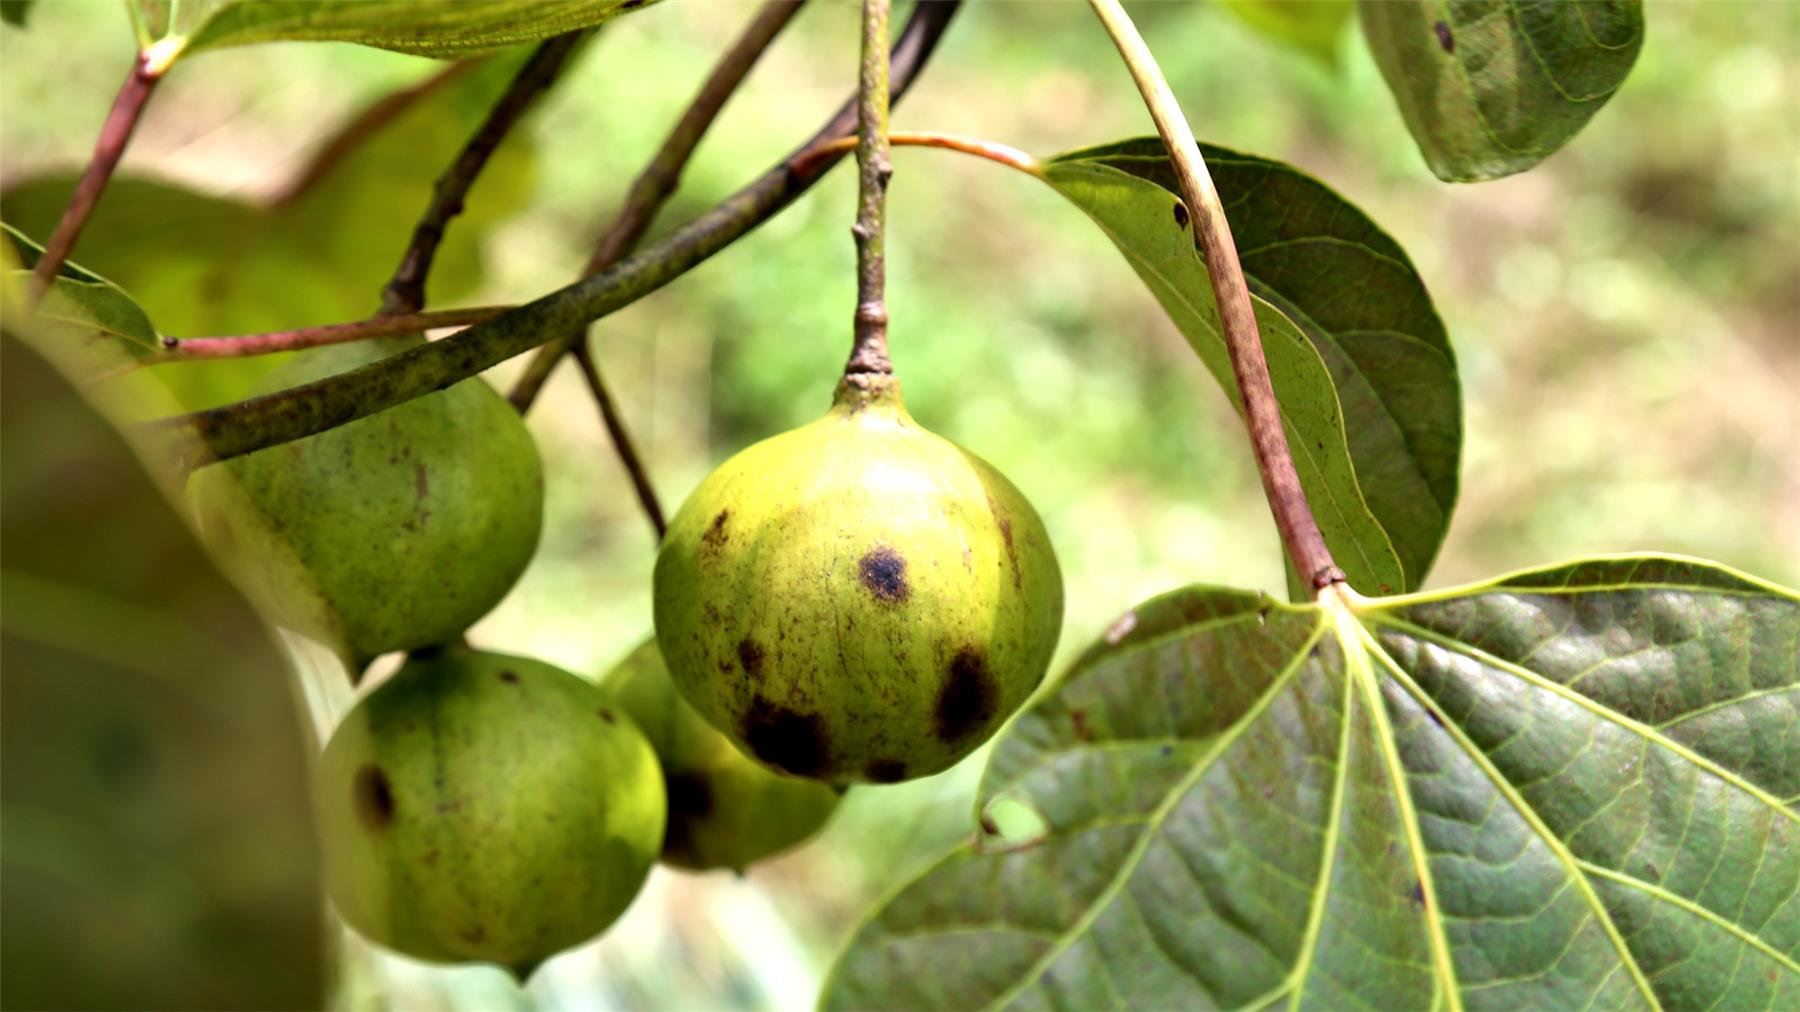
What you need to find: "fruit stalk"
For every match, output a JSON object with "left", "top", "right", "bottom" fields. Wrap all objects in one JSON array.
[
  {"left": 573, "top": 344, "right": 666, "bottom": 540},
  {"left": 381, "top": 32, "right": 585, "bottom": 316},
  {"left": 142, "top": 1, "right": 962, "bottom": 471},
  {"left": 844, "top": 0, "right": 893, "bottom": 379},
  {"left": 26, "top": 50, "right": 164, "bottom": 301},
  {"left": 1086, "top": 0, "right": 1345, "bottom": 594},
  {"left": 509, "top": 0, "right": 809, "bottom": 413}
]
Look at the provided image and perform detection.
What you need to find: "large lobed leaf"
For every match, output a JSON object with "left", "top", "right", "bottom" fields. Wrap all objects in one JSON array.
[
  {"left": 130, "top": 0, "right": 659, "bottom": 61},
  {"left": 1360, "top": 0, "right": 1646, "bottom": 182},
  {"left": 824, "top": 556, "right": 1799, "bottom": 1009},
  {"left": 1043, "top": 141, "right": 1460, "bottom": 597}
]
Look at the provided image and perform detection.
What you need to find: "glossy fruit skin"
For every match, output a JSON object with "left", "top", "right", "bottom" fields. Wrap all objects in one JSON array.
[
  {"left": 316, "top": 646, "right": 664, "bottom": 978},
  {"left": 189, "top": 336, "right": 542, "bottom": 667},
  {"left": 602, "top": 637, "right": 841, "bottom": 872},
  {"left": 653, "top": 377, "right": 1063, "bottom": 785}
]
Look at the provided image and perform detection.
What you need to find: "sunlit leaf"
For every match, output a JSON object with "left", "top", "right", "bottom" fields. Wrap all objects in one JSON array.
[
  {"left": 1, "top": 49, "right": 538, "bottom": 411},
  {"left": 1220, "top": 0, "right": 1353, "bottom": 67},
  {"left": 0, "top": 331, "right": 321, "bottom": 1009},
  {"left": 1360, "top": 0, "right": 1646, "bottom": 182},
  {"left": 825, "top": 556, "right": 1800, "bottom": 1009},
  {"left": 130, "top": 0, "right": 659, "bottom": 62},
  {"left": 1044, "top": 140, "right": 1462, "bottom": 596}
]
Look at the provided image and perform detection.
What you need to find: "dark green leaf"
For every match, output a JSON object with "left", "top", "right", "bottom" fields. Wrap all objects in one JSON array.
[
  {"left": 1045, "top": 140, "right": 1462, "bottom": 596},
  {"left": 1220, "top": 0, "right": 1353, "bottom": 67},
  {"left": 0, "top": 50, "right": 538, "bottom": 411},
  {"left": 1360, "top": 0, "right": 1646, "bottom": 182},
  {"left": 825, "top": 556, "right": 1800, "bottom": 1009},
  {"left": 0, "top": 330, "right": 321, "bottom": 1009},
  {"left": 3, "top": 220, "right": 114, "bottom": 284},
  {"left": 130, "top": 0, "right": 657, "bottom": 62},
  {"left": 0, "top": 1, "right": 34, "bottom": 30}
]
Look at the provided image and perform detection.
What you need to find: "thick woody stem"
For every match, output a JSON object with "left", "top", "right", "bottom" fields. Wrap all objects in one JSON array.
[
  {"left": 509, "top": 0, "right": 807, "bottom": 412},
  {"left": 140, "top": 2, "right": 961, "bottom": 470},
  {"left": 1087, "top": 0, "right": 1343, "bottom": 593},
  {"left": 28, "top": 51, "right": 164, "bottom": 300},
  {"left": 380, "top": 33, "right": 584, "bottom": 317},
  {"left": 843, "top": 0, "right": 893, "bottom": 380}
]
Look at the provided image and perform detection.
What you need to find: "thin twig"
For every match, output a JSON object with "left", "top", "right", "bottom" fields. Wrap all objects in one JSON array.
[
  {"left": 143, "top": 2, "right": 961, "bottom": 470},
  {"left": 573, "top": 343, "right": 666, "bottom": 540},
  {"left": 843, "top": 0, "right": 893, "bottom": 378},
  {"left": 791, "top": 130, "right": 1040, "bottom": 179},
  {"left": 28, "top": 51, "right": 164, "bottom": 300},
  {"left": 381, "top": 33, "right": 585, "bottom": 316},
  {"left": 270, "top": 59, "right": 482, "bottom": 210},
  {"left": 152, "top": 306, "right": 511, "bottom": 361},
  {"left": 1087, "top": 0, "right": 1343, "bottom": 593},
  {"left": 509, "top": 0, "right": 807, "bottom": 412}
]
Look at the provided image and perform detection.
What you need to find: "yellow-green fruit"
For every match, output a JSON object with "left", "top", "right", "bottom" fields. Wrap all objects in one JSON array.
[
  {"left": 601, "top": 637, "right": 841, "bottom": 871},
  {"left": 653, "top": 377, "right": 1063, "bottom": 784},
  {"left": 317, "top": 646, "right": 664, "bottom": 978},
  {"left": 189, "top": 336, "right": 542, "bottom": 667}
]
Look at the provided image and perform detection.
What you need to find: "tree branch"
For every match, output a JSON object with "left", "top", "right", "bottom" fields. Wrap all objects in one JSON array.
[
  {"left": 1086, "top": 0, "right": 1343, "bottom": 593},
  {"left": 269, "top": 58, "right": 481, "bottom": 210},
  {"left": 135, "top": 1, "right": 963, "bottom": 472},
  {"left": 509, "top": 0, "right": 807, "bottom": 412},
  {"left": 843, "top": 0, "right": 893, "bottom": 379},
  {"left": 573, "top": 343, "right": 666, "bottom": 540},
  {"left": 380, "top": 33, "right": 585, "bottom": 316},
  {"left": 27, "top": 50, "right": 165, "bottom": 300},
  {"left": 791, "top": 130, "right": 1040, "bottom": 179},
  {"left": 152, "top": 305, "right": 511, "bottom": 361}
]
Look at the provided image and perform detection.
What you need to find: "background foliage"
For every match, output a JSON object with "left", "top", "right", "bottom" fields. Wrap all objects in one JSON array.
[{"left": 2, "top": 1, "right": 1795, "bottom": 1008}]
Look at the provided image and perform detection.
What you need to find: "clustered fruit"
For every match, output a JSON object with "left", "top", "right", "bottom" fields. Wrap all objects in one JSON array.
[{"left": 191, "top": 344, "right": 1063, "bottom": 976}]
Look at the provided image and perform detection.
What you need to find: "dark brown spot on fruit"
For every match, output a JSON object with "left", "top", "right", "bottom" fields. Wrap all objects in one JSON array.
[
  {"left": 353, "top": 765, "right": 395, "bottom": 829},
  {"left": 937, "top": 646, "right": 999, "bottom": 742},
  {"left": 701, "top": 509, "right": 731, "bottom": 558},
  {"left": 414, "top": 463, "right": 429, "bottom": 500},
  {"left": 498, "top": 670, "right": 519, "bottom": 684},
  {"left": 737, "top": 637, "right": 764, "bottom": 677},
  {"left": 742, "top": 697, "right": 827, "bottom": 777},
  {"left": 622, "top": 0, "right": 645, "bottom": 7},
  {"left": 1434, "top": 20, "right": 1454, "bottom": 53},
  {"left": 865, "top": 759, "right": 907, "bottom": 783},
  {"left": 858, "top": 546, "right": 909, "bottom": 603},
  {"left": 1173, "top": 202, "right": 1189, "bottom": 228},
  {"left": 460, "top": 924, "right": 487, "bottom": 943},
  {"left": 1070, "top": 708, "right": 1091, "bottom": 741},
  {"left": 597, "top": 708, "right": 616, "bottom": 724}
]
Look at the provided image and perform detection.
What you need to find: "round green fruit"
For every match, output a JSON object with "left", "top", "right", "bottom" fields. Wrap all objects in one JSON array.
[
  {"left": 601, "top": 637, "right": 841, "bottom": 872},
  {"left": 653, "top": 376, "right": 1063, "bottom": 785},
  {"left": 317, "top": 646, "right": 665, "bottom": 977},
  {"left": 189, "top": 336, "right": 543, "bottom": 667}
]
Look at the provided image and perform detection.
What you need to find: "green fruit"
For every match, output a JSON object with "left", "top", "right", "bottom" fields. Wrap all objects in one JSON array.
[
  {"left": 189, "top": 336, "right": 542, "bottom": 667},
  {"left": 316, "top": 646, "right": 664, "bottom": 978},
  {"left": 653, "top": 376, "right": 1063, "bottom": 784},
  {"left": 601, "top": 637, "right": 841, "bottom": 872}
]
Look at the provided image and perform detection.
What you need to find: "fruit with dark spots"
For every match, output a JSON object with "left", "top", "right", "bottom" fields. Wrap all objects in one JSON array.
[
  {"left": 736, "top": 637, "right": 764, "bottom": 677},
  {"left": 317, "top": 645, "right": 663, "bottom": 977},
  {"left": 654, "top": 375, "right": 1064, "bottom": 783},
  {"left": 601, "top": 638, "right": 840, "bottom": 872},
  {"left": 188, "top": 336, "right": 542, "bottom": 670}
]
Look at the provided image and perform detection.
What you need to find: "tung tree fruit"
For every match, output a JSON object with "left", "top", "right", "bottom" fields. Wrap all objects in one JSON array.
[
  {"left": 316, "top": 645, "right": 664, "bottom": 978},
  {"left": 602, "top": 637, "right": 841, "bottom": 872},
  {"left": 189, "top": 336, "right": 543, "bottom": 668},
  {"left": 653, "top": 376, "right": 1063, "bottom": 785}
]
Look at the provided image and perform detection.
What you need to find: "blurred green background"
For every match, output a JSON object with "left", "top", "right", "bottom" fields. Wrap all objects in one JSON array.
[{"left": 3, "top": 1, "right": 1795, "bottom": 1008}]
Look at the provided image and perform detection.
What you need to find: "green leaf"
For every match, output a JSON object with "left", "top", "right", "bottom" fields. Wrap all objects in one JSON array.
[
  {"left": 1044, "top": 141, "right": 1461, "bottom": 596},
  {"left": 2, "top": 224, "right": 164, "bottom": 388},
  {"left": 131, "top": 0, "right": 657, "bottom": 61},
  {"left": 1219, "top": 0, "right": 1353, "bottom": 67},
  {"left": 1359, "top": 0, "right": 1646, "bottom": 182},
  {"left": 0, "top": 330, "right": 321, "bottom": 1009},
  {"left": 1, "top": 0, "right": 34, "bottom": 29},
  {"left": 824, "top": 555, "right": 1800, "bottom": 1010},
  {"left": 0, "top": 49, "right": 538, "bottom": 411}
]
